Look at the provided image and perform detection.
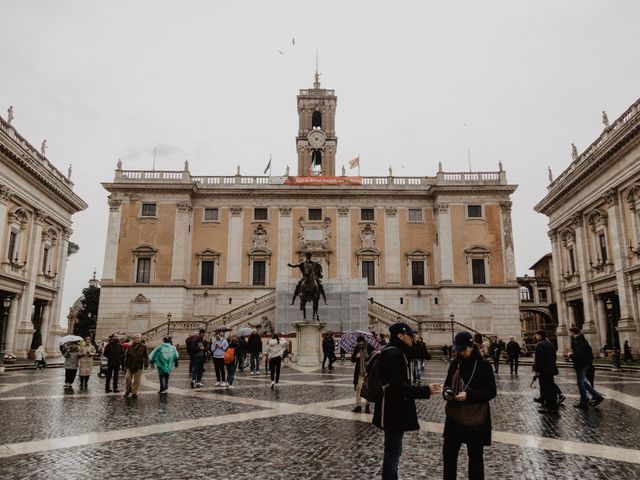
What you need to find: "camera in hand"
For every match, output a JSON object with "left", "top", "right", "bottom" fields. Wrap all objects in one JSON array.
[{"left": 443, "top": 387, "right": 455, "bottom": 400}]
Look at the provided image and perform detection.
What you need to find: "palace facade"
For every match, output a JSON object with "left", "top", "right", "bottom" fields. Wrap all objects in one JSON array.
[
  {"left": 97, "top": 78, "right": 520, "bottom": 344},
  {"left": 0, "top": 115, "right": 87, "bottom": 361},
  {"left": 536, "top": 97, "right": 640, "bottom": 353}
]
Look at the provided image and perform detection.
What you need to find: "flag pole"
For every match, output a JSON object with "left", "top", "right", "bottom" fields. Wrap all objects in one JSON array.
[{"left": 358, "top": 153, "right": 360, "bottom": 176}]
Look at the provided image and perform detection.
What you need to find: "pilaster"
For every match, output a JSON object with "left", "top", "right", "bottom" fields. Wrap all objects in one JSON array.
[
  {"left": 337, "top": 206, "right": 351, "bottom": 279},
  {"left": 499, "top": 201, "right": 516, "bottom": 282},
  {"left": 226, "top": 207, "right": 243, "bottom": 283},
  {"left": 384, "top": 207, "right": 400, "bottom": 285},
  {"left": 277, "top": 207, "right": 293, "bottom": 281},
  {"left": 171, "top": 200, "right": 193, "bottom": 283},
  {"left": 434, "top": 203, "right": 453, "bottom": 283},
  {"left": 101, "top": 197, "right": 122, "bottom": 282}
]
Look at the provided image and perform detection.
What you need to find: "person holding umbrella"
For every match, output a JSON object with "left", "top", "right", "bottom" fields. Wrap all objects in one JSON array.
[
  {"left": 351, "top": 336, "right": 374, "bottom": 413},
  {"left": 63, "top": 341, "right": 81, "bottom": 390}
]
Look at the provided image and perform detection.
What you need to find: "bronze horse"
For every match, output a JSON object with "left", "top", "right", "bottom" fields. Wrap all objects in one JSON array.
[{"left": 299, "top": 261, "right": 321, "bottom": 320}]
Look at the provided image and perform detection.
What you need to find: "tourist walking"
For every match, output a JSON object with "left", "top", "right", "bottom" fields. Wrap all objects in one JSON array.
[
  {"left": 63, "top": 342, "right": 80, "bottom": 390},
  {"left": 266, "top": 333, "right": 285, "bottom": 389},
  {"left": 247, "top": 329, "right": 263, "bottom": 375},
  {"left": 442, "top": 331, "right": 496, "bottom": 480},
  {"left": 533, "top": 330, "right": 559, "bottom": 414},
  {"left": 78, "top": 337, "right": 96, "bottom": 391},
  {"left": 488, "top": 336, "right": 502, "bottom": 373},
  {"left": 103, "top": 335, "right": 123, "bottom": 393},
  {"left": 410, "top": 337, "right": 427, "bottom": 384},
  {"left": 34, "top": 344, "right": 46, "bottom": 369},
  {"left": 225, "top": 336, "right": 239, "bottom": 387},
  {"left": 372, "top": 322, "right": 440, "bottom": 480},
  {"left": 569, "top": 327, "right": 604, "bottom": 409},
  {"left": 186, "top": 329, "right": 206, "bottom": 374},
  {"left": 149, "top": 336, "right": 179, "bottom": 393},
  {"left": 123, "top": 333, "right": 148, "bottom": 398},
  {"left": 322, "top": 332, "right": 336, "bottom": 371},
  {"left": 211, "top": 332, "right": 228, "bottom": 386},
  {"left": 506, "top": 337, "right": 521, "bottom": 376},
  {"left": 351, "top": 336, "right": 374, "bottom": 413},
  {"left": 190, "top": 332, "right": 207, "bottom": 388},
  {"left": 237, "top": 335, "right": 247, "bottom": 373},
  {"left": 624, "top": 340, "right": 634, "bottom": 362}
]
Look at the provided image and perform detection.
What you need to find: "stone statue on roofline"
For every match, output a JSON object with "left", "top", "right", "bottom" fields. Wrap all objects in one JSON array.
[
  {"left": 602, "top": 111, "right": 610, "bottom": 129},
  {"left": 571, "top": 143, "right": 578, "bottom": 160},
  {"left": 7, "top": 106, "right": 14, "bottom": 125}
]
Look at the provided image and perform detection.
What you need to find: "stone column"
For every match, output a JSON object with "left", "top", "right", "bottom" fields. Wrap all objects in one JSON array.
[
  {"left": 384, "top": 207, "right": 400, "bottom": 285},
  {"left": 48, "top": 228, "right": 71, "bottom": 346},
  {"left": 3, "top": 296, "right": 19, "bottom": 355},
  {"left": 277, "top": 207, "right": 292, "bottom": 281},
  {"left": 101, "top": 198, "right": 122, "bottom": 282},
  {"left": 567, "top": 302, "right": 575, "bottom": 327},
  {"left": 595, "top": 296, "right": 608, "bottom": 348},
  {"left": 549, "top": 230, "right": 568, "bottom": 351},
  {"left": 0, "top": 184, "right": 13, "bottom": 249},
  {"left": 226, "top": 207, "right": 243, "bottom": 284},
  {"left": 434, "top": 203, "right": 453, "bottom": 283},
  {"left": 336, "top": 207, "right": 351, "bottom": 279},
  {"left": 603, "top": 189, "right": 635, "bottom": 334},
  {"left": 38, "top": 302, "right": 51, "bottom": 350},
  {"left": 19, "top": 210, "right": 45, "bottom": 330},
  {"left": 499, "top": 201, "right": 516, "bottom": 282},
  {"left": 171, "top": 200, "right": 193, "bottom": 283}
]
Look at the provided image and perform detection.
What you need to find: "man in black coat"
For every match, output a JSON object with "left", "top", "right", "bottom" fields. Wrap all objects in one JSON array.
[
  {"left": 351, "top": 336, "right": 374, "bottom": 413},
  {"left": 372, "top": 322, "right": 441, "bottom": 479},
  {"left": 246, "top": 330, "right": 262, "bottom": 375},
  {"left": 569, "top": 327, "right": 604, "bottom": 409},
  {"left": 506, "top": 337, "right": 521, "bottom": 376},
  {"left": 533, "top": 330, "right": 559, "bottom": 414},
  {"left": 322, "top": 333, "right": 336, "bottom": 371},
  {"left": 103, "top": 335, "right": 123, "bottom": 393}
]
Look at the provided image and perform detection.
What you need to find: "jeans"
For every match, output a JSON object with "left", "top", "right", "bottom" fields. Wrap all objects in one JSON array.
[
  {"left": 443, "top": 437, "right": 485, "bottom": 480},
  {"left": 226, "top": 360, "right": 237, "bottom": 386},
  {"left": 159, "top": 372, "right": 169, "bottom": 391},
  {"left": 576, "top": 366, "right": 602, "bottom": 406},
  {"left": 213, "top": 357, "right": 226, "bottom": 382},
  {"left": 382, "top": 430, "right": 404, "bottom": 479},
  {"left": 411, "top": 359, "right": 422, "bottom": 383},
  {"left": 508, "top": 355, "right": 519, "bottom": 374},
  {"left": 192, "top": 356, "right": 204, "bottom": 383},
  {"left": 250, "top": 352, "right": 260, "bottom": 373},
  {"left": 64, "top": 369, "right": 77, "bottom": 385},
  {"left": 269, "top": 357, "right": 281, "bottom": 383},
  {"left": 105, "top": 366, "right": 119, "bottom": 391}
]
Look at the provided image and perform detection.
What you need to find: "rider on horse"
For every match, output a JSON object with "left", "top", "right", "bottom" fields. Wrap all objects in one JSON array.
[{"left": 288, "top": 252, "right": 327, "bottom": 305}]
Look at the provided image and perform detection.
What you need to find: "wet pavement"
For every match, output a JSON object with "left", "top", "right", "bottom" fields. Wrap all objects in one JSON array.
[{"left": 0, "top": 358, "right": 639, "bottom": 479}]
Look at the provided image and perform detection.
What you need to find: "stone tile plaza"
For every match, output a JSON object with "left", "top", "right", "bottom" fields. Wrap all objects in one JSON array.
[{"left": 2, "top": 2, "right": 640, "bottom": 479}]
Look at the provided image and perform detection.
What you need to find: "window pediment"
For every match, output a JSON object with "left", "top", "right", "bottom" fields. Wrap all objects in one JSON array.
[
  {"left": 587, "top": 208, "right": 608, "bottom": 231},
  {"left": 464, "top": 245, "right": 490, "bottom": 255},
  {"left": 132, "top": 245, "right": 157, "bottom": 257},
  {"left": 405, "top": 249, "right": 430, "bottom": 258}
]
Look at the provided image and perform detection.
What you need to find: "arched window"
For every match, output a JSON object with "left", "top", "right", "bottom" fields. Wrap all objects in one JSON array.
[{"left": 312, "top": 111, "right": 322, "bottom": 129}]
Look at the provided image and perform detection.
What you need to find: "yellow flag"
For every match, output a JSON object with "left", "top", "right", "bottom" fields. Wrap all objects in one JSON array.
[{"left": 349, "top": 156, "right": 360, "bottom": 169}]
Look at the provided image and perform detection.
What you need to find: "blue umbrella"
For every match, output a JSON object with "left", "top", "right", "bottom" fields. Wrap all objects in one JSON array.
[{"left": 339, "top": 330, "right": 379, "bottom": 353}]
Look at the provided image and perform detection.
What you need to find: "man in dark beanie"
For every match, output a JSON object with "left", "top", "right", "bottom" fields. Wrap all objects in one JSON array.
[
  {"left": 569, "top": 326, "right": 604, "bottom": 409},
  {"left": 372, "top": 322, "right": 441, "bottom": 479},
  {"left": 533, "top": 329, "right": 559, "bottom": 414}
]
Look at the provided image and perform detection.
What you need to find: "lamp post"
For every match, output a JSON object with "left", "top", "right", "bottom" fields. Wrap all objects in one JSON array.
[
  {"left": 606, "top": 299, "right": 621, "bottom": 370},
  {"left": 166, "top": 312, "right": 172, "bottom": 337},
  {"left": 605, "top": 299, "right": 614, "bottom": 348},
  {"left": 0, "top": 298, "right": 11, "bottom": 373},
  {"left": 449, "top": 312, "right": 455, "bottom": 345}
]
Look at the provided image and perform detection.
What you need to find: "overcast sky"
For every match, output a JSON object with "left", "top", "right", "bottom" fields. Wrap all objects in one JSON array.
[{"left": 2, "top": 1, "right": 639, "bottom": 326}]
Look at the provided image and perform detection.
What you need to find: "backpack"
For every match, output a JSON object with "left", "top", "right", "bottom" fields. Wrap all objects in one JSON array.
[
  {"left": 224, "top": 347, "right": 235, "bottom": 365},
  {"left": 360, "top": 345, "right": 397, "bottom": 403}
]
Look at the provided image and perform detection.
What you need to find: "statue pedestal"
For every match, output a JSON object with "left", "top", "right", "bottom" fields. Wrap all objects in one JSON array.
[{"left": 293, "top": 321, "right": 325, "bottom": 367}]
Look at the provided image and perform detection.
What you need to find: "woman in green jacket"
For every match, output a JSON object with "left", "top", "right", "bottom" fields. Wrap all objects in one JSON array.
[{"left": 149, "top": 336, "right": 179, "bottom": 393}]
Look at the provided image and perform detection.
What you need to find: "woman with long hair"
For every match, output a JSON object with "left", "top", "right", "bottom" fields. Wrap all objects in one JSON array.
[
  {"left": 442, "top": 331, "right": 496, "bottom": 480},
  {"left": 266, "top": 333, "right": 284, "bottom": 389}
]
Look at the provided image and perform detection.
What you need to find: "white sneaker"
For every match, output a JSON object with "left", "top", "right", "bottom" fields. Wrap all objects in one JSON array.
[
  {"left": 196, "top": 382, "right": 204, "bottom": 388},
  {"left": 270, "top": 381, "right": 275, "bottom": 389},
  {"left": 250, "top": 371, "right": 255, "bottom": 375},
  {"left": 215, "top": 382, "right": 221, "bottom": 386},
  {"left": 220, "top": 382, "right": 227, "bottom": 387},
  {"left": 225, "top": 383, "right": 230, "bottom": 388}
]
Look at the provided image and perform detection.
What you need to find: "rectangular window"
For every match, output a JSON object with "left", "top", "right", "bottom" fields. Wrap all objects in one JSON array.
[
  {"left": 362, "top": 261, "right": 375, "bottom": 286},
  {"left": 568, "top": 248, "right": 576, "bottom": 274},
  {"left": 308, "top": 208, "right": 322, "bottom": 221},
  {"left": 471, "top": 258, "right": 486, "bottom": 284},
  {"left": 360, "top": 208, "right": 375, "bottom": 221},
  {"left": 408, "top": 208, "right": 423, "bottom": 222},
  {"left": 204, "top": 208, "right": 219, "bottom": 221},
  {"left": 467, "top": 205, "right": 483, "bottom": 218},
  {"left": 7, "top": 231, "right": 17, "bottom": 262},
  {"left": 141, "top": 203, "right": 157, "bottom": 217},
  {"left": 41, "top": 246, "right": 50, "bottom": 274},
  {"left": 411, "top": 261, "right": 425, "bottom": 286},
  {"left": 201, "top": 261, "right": 214, "bottom": 285},
  {"left": 538, "top": 289, "right": 548, "bottom": 303},
  {"left": 598, "top": 233, "right": 608, "bottom": 263},
  {"left": 136, "top": 258, "right": 151, "bottom": 283},
  {"left": 254, "top": 208, "right": 268, "bottom": 221},
  {"left": 252, "top": 261, "right": 266, "bottom": 286}
]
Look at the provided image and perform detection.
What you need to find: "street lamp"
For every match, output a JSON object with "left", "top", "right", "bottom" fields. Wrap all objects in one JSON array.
[
  {"left": 0, "top": 297, "right": 12, "bottom": 373},
  {"left": 166, "top": 312, "right": 172, "bottom": 336},
  {"left": 605, "top": 298, "right": 614, "bottom": 348},
  {"left": 605, "top": 298, "right": 621, "bottom": 369},
  {"left": 449, "top": 312, "right": 455, "bottom": 345}
]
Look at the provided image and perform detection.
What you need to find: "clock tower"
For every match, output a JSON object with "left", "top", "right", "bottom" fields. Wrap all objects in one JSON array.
[{"left": 296, "top": 72, "right": 337, "bottom": 176}]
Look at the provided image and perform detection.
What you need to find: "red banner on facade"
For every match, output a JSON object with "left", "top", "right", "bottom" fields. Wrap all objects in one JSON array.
[{"left": 284, "top": 176, "right": 362, "bottom": 186}]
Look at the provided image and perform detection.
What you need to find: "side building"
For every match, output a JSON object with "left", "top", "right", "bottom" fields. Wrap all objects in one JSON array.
[
  {"left": 97, "top": 78, "right": 520, "bottom": 344},
  {"left": 536, "top": 97, "right": 640, "bottom": 353},
  {"left": 0, "top": 116, "right": 87, "bottom": 361}
]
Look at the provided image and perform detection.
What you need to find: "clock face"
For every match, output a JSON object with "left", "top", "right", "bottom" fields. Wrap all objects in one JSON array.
[{"left": 307, "top": 130, "right": 326, "bottom": 148}]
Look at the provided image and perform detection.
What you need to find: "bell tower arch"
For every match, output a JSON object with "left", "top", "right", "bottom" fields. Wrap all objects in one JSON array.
[{"left": 296, "top": 70, "right": 337, "bottom": 176}]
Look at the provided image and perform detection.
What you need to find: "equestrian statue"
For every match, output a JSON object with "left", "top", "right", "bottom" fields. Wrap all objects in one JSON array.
[{"left": 288, "top": 252, "right": 327, "bottom": 320}]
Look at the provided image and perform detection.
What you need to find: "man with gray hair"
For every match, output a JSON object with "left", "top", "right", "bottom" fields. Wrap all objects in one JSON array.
[{"left": 123, "top": 333, "right": 148, "bottom": 398}]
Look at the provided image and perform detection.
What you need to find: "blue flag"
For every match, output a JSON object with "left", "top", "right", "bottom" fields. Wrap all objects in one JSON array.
[{"left": 263, "top": 156, "right": 272, "bottom": 174}]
